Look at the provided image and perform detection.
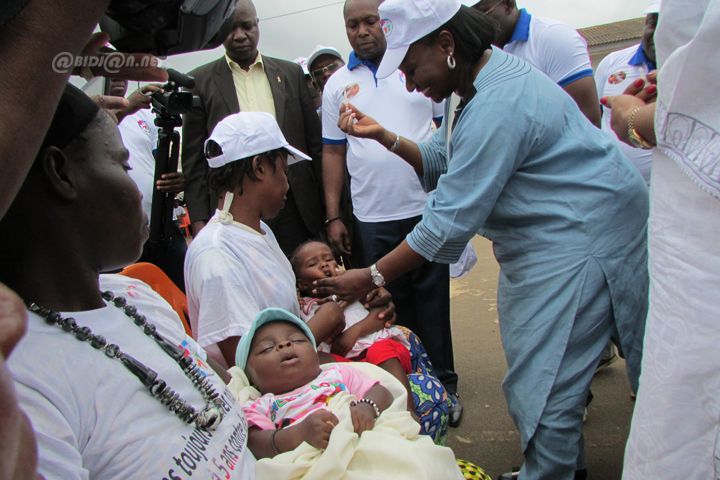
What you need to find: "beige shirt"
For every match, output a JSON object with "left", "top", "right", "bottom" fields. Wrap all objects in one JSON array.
[{"left": 225, "top": 52, "right": 276, "bottom": 118}]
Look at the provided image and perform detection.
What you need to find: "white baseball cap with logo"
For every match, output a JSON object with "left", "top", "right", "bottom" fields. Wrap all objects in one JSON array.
[
  {"left": 204, "top": 111, "right": 311, "bottom": 169},
  {"left": 377, "top": 0, "right": 462, "bottom": 80}
]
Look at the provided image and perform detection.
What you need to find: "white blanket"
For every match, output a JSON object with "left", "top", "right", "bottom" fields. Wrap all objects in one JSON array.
[{"left": 228, "top": 363, "right": 464, "bottom": 480}]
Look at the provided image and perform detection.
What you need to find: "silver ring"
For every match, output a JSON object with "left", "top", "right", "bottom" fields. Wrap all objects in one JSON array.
[{"left": 331, "top": 294, "right": 338, "bottom": 302}]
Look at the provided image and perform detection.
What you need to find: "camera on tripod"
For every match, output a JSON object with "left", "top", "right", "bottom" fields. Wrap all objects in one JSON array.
[
  {"left": 146, "top": 68, "right": 198, "bottom": 249},
  {"left": 151, "top": 69, "right": 200, "bottom": 117}
]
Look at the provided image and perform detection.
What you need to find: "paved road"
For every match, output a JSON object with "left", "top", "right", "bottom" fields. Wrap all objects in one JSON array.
[{"left": 445, "top": 237, "right": 635, "bottom": 480}]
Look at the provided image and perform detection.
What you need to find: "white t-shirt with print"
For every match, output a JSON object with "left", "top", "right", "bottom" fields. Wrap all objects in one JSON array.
[
  {"left": 322, "top": 65, "right": 443, "bottom": 222},
  {"left": 8, "top": 274, "right": 255, "bottom": 480},
  {"left": 118, "top": 108, "right": 158, "bottom": 222},
  {"left": 300, "top": 298, "right": 409, "bottom": 359},
  {"left": 185, "top": 213, "right": 300, "bottom": 367},
  {"left": 595, "top": 45, "right": 654, "bottom": 184}
]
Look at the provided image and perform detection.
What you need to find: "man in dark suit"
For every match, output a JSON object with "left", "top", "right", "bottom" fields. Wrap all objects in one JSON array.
[{"left": 182, "top": 0, "right": 324, "bottom": 256}]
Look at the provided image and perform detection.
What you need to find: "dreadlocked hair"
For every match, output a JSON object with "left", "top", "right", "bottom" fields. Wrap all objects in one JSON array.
[{"left": 206, "top": 147, "right": 286, "bottom": 198}]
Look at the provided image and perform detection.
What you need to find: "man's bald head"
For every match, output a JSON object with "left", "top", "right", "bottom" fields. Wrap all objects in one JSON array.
[
  {"left": 224, "top": 0, "right": 261, "bottom": 67},
  {"left": 235, "top": 0, "right": 257, "bottom": 18},
  {"left": 343, "top": 0, "right": 385, "bottom": 63},
  {"left": 343, "top": 0, "right": 380, "bottom": 19}
]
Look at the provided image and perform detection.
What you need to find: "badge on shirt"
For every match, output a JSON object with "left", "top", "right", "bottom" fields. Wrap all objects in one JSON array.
[
  {"left": 343, "top": 83, "right": 360, "bottom": 102},
  {"left": 608, "top": 70, "right": 627, "bottom": 85},
  {"left": 137, "top": 119, "right": 151, "bottom": 135}
]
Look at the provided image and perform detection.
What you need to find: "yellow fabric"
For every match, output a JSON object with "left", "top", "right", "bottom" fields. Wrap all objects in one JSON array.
[
  {"left": 456, "top": 459, "right": 492, "bottom": 480},
  {"left": 227, "top": 363, "right": 464, "bottom": 480},
  {"left": 225, "top": 53, "right": 276, "bottom": 118}
]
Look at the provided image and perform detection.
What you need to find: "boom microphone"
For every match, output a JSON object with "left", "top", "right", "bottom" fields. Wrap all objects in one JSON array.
[{"left": 166, "top": 69, "right": 196, "bottom": 89}]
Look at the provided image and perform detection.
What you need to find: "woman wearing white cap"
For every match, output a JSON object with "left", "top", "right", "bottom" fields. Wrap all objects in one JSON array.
[
  {"left": 185, "top": 112, "right": 464, "bottom": 446},
  {"left": 312, "top": 1, "right": 649, "bottom": 478},
  {"left": 184, "top": 112, "right": 351, "bottom": 370}
]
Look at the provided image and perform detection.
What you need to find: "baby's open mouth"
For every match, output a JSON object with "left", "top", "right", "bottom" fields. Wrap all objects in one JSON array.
[{"left": 281, "top": 352, "right": 298, "bottom": 363}]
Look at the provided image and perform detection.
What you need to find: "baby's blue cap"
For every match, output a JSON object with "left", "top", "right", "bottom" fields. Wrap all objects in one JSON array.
[{"left": 235, "top": 308, "right": 317, "bottom": 369}]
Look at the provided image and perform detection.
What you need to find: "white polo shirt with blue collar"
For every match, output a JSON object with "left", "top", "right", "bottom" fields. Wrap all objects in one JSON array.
[
  {"left": 322, "top": 52, "right": 444, "bottom": 223},
  {"left": 503, "top": 8, "right": 593, "bottom": 88},
  {"left": 595, "top": 44, "right": 656, "bottom": 184}
]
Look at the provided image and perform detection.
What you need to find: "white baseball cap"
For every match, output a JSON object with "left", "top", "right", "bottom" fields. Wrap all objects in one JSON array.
[
  {"left": 204, "top": 112, "right": 311, "bottom": 169},
  {"left": 377, "top": 0, "right": 462, "bottom": 79},
  {"left": 307, "top": 45, "right": 344, "bottom": 71},
  {"left": 644, "top": 0, "right": 661, "bottom": 14}
]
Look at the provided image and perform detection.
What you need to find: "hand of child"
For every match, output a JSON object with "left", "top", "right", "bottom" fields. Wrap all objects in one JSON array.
[
  {"left": 330, "top": 330, "right": 357, "bottom": 357},
  {"left": 350, "top": 402, "right": 376, "bottom": 435},
  {"left": 299, "top": 409, "right": 339, "bottom": 449},
  {"left": 363, "top": 288, "right": 397, "bottom": 328}
]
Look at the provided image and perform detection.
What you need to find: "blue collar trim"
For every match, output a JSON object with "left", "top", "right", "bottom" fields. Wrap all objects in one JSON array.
[
  {"left": 509, "top": 8, "right": 532, "bottom": 43},
  {"left": 629, "top": 44, "right": 656, "bottom": 71},
  {"left": 348, "top": 51, "right": 379, "bottom": 75}
]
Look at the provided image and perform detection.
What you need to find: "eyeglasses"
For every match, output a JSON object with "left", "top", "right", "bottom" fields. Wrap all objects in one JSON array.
[
  {"left": 310, "top": 61, "right": 342, "bottom": 80},
  {"left": 478, "top": 0, "right": 503, "bottom": 15}
]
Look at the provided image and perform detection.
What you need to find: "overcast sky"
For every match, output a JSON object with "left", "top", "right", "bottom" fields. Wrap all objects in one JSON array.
[{"left": 161, "top": 0, "right": 649, "bottom": 75}]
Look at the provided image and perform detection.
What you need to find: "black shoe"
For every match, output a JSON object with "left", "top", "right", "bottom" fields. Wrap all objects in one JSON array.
[{"left": 448, "top": 393, "right": 463, "bottom": 427}]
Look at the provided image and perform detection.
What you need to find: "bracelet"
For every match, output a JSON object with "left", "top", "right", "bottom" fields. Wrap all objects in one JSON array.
[
  {"left": 324, "top": 216, "right": 342, "bottom": 226},
  {"left": 350, "top": 398, "right": 380, "bottom": 418},
  {"left": 270, "top": 428, "right": 281, "bottom": 455},
  {"left": 627, "top": 106, "right": 654, "bottom": 150},
  {"left": 388, "top": 133, "right": 401, "bottom": 153}
]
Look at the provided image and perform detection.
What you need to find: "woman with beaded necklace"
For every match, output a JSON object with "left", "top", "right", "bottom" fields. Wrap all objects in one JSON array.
[{"left": 0, "top": 84, "right": 255, "bottom": 479}]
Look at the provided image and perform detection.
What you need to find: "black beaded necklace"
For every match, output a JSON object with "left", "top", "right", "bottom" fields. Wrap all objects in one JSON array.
[{"left": 28, "top": 290, "right": 224, "bottom": 432}]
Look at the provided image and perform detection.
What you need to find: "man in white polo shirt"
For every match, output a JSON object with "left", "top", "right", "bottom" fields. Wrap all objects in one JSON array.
[
  {"left": 595, "top": 1, "right": 659, "bottom": 184},
  {"left": 322, "top": 0, "right": 462, "bottom": 425},
  {"left": 472, "top": 0, "right": 601, "bottom": 127}
]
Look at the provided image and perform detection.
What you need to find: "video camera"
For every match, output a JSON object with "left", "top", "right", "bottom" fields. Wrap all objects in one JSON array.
[
  {"left": 151, "top": 69, "right": 200, "bottom": 116},
  {"left": 100, "top": 0, "right": 238, "bottom": 56},
  {"left": 145, "top": 68, "right": 198, "bottom": 249}
]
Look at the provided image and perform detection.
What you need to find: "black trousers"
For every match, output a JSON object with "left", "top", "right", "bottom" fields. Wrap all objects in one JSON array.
[
  {"left": 139, "top": 223, "right": 188, "bottom": 292},
  {"left": 354, "top": 215, "right": 458, "bottom": 394}
]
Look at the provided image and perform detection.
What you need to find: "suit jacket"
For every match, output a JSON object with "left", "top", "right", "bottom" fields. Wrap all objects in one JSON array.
[{"left": 181, "top": 55, "right": 324, "bottom": 235}]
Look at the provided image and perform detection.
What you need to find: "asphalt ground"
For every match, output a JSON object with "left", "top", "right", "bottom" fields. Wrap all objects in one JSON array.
[{"left": 445, "top": 237, "right": 635, "bottom": 480}]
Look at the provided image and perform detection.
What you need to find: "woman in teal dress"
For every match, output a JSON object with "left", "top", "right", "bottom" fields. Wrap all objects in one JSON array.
[{"left": 313, "top": 1, "right": 649, "bottom": 479}]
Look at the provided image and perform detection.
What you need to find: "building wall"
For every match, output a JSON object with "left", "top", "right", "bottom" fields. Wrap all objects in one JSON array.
[{"left": 588, "top": 39, "right": 641, "bottom": 69}]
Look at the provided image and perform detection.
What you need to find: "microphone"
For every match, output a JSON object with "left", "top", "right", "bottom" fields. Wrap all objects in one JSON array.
[{"left": 166, "top": 68, "right": 195, "bottom": 89}]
